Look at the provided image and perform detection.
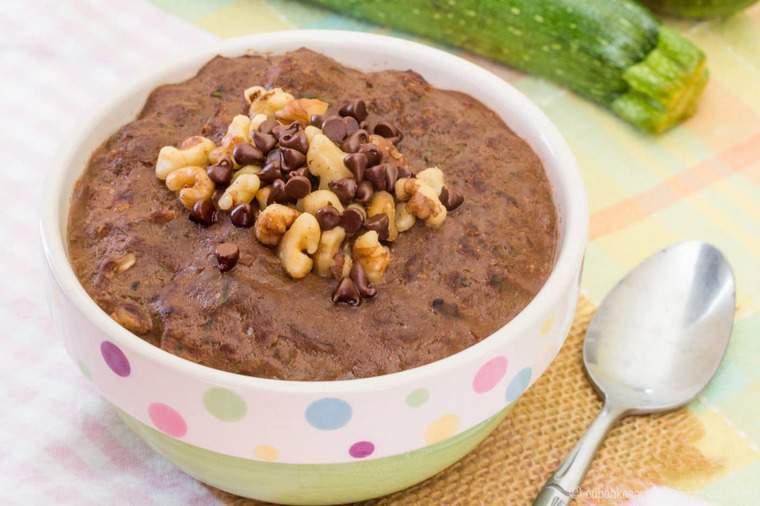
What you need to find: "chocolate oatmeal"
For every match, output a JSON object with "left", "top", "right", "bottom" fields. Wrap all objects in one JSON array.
[{"left": 67, "top": 49, "right": 558, "bottom": 380}]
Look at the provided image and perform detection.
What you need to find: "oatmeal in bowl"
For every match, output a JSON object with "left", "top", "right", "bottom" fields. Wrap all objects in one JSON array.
[{"left": 42, "top": 31, "right": 587, "bottom": 504}]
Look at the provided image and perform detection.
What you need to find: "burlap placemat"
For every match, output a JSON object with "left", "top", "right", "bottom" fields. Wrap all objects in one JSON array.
[{"left": 213, "top": 298, "right": 717, "bottom": 505}]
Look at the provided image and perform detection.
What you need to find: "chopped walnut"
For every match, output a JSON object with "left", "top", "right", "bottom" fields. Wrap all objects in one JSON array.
[
  {"left": 255, "top": 204, "right": 300, "bottom": 246},
  {"left": 306, "top": 133, "right": 353, "bottom": 189},
  {"left": 278, "top": 213, "right": 321, "bottom": 279},
  {"left": 352, "top": 231, "right": 391, "bottom": 283},
  {"left": 275, "top": 98, "right": 329, "bottom": 125},
  {"left": 111, "top": 303, "right": 152, "bottom": 334},
  {"left": 314, "top": 226, "right": 346, "bottom": 277}
]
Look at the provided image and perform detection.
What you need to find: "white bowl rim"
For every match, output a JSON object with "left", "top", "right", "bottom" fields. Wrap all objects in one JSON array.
[{"left": 40, "top": 30, "right": 588, "bottom": 394}]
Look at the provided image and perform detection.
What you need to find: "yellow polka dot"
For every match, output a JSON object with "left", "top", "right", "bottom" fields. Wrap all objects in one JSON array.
[
  {"left": 540, "top": 316, "right": 555, "bottom": 336},
  {"left": 425, "top": 415, "right": 460, "bottom": 445},
  {"left": 254, "top": 445, "right": 278, "bottom": 462}
]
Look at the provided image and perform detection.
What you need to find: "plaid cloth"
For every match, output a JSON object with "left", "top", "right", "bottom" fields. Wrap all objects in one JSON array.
[{"left": 2, "top": 0, "right": 758, "bottom": 504}]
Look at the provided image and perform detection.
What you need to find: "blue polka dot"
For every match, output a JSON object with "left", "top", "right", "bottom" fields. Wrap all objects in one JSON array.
[
  {"left": 506, "top": 367, "right": 532, "bottom": 403},
  {"left": 305, "top": 398, "right": 352, "bottom": 430}
]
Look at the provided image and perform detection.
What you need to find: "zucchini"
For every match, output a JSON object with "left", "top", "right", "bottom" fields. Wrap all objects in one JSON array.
[
  {"left": 307, "top": 0, "right": 708, "bottom": 133},
  {"left": 643, "top": 0, "right": 758, "bottom": 18}
]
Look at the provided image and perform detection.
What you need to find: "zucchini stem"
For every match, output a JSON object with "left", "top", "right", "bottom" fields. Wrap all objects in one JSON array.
[{"left": 611, "top": 27, "right": 708, "bottom": 133}]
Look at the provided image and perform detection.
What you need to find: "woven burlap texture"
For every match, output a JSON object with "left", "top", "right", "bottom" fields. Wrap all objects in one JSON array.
[{"left": 214, "top": 297, "right": 717, "bottom": 505}]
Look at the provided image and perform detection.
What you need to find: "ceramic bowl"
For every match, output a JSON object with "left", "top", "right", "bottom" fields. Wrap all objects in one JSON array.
[{"left": 41, "top": 30, "right": 588, "bottom": 505}]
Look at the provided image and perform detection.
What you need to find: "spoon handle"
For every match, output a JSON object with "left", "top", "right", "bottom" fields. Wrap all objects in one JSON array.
[{"left": 532, "top": 403, "right": 625, "bottom": 506}]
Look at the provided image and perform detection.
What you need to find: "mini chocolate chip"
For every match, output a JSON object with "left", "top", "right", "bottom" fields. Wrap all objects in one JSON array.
[
  {"left": 259, "top": 162, "right": 283, "bottom": 184},
  {"left": 286, "top": 167, "right": 309, "bottom": 180},
  {"left": 343, "top": 152, "right": 367, "bottom": 182},
  {"left": 279, "top": 130, "right": 309, "bottom": 154},
  {"left": 215, "top": 242, "right": 239, "bottom": 272},
  {"left": 309, "top": 114, "right": 324, "bottom": 128},
  {"left": 364, "top": 214, "right": 390, "bottom": 241},
  {"left": 360, "top": 120, "right": 370, "bottom": 130},
  {"left": 432, "top": 298, "right": 444, "bottom": 309},
  {"left": 284, "top": 175, "right": 311, "bottom": 200},
  {"left": 440, "top": 186, "right": 464, "bottom": 211},
  {"left": 332, "top": 278, "right": 361, "bottom": 306},
  {"left": 340, "top": 207, "right": 364, "bottom": 235},
  {"left": 353, "top": 100, "right": 370, "bottom": 120},
  {"left": 359, "top": 143, "right": 382, "bottom": 167},
  {"left": 385, "top": 164, "right": 399, "bottom": 190},
  {"left": 316, "top": 206, "right": 342, "bottom": 230},
  {"left": 233, "top": 143, "right": 264, "bottom": 166},
  {"left": 189, "top": 199, "right": 216, "bottom": 226},
  {"left": 350, "top": 262, "right": 376, "bottom": 298},
  {"left": 374, "top": 121, "right": 400, "bottom": 139},
  {"left": 322, "top": 115, "right": 347, "bottom": 144},
  {"left": 280, "top": 147, "right": 306, "bottom": 171},
  {"left": 253, "top": 131, "right": 276, "bottom": 154},
  {"left": 342, "top": 129, "right": 368, "bottom": 153},
  {"left": 267, "top": 178, "right": 288, "bottom": 205},
  {"left": 230, "top": 203, "right": 256, "bottom": 228},
  {"left": 206, "top": 163, "right": 233, "bottom": 186},
  {"left": 258, "top": 118, "right": 278, "bottom": 135},
  {"left": 328, "top": 178, "right": 358, "bottom": 205},
  {"left": 354, "top": 180, "right": 374, "bottom": 204},
  {"left": 365, "top": 164, "right": 388, "bottom": 191},
  {"left": 271, "top": 124, "right": 285, "bottom": 139},
  {"left": 343, "top": 116, "right": 359, "bottom": 136},
  {"left": 273, "top": 122, "right": 301, "bottom": 142},
  {"left": 339, "top": 99, "right": 368, "bottom": 122},
  {"left": 397, "top": 166, "right": 413, "bottom": 179},
  {"left": 266, "top": 148, "right": 282, "bottom": 164}
]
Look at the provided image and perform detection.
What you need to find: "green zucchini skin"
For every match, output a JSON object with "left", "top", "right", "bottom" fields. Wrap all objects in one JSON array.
[
  {"left": 308, "top": 0, "right": 708, "bottom": 133},
  {"left": 643, "top": 0, "right": 758, "bottom": 18}
]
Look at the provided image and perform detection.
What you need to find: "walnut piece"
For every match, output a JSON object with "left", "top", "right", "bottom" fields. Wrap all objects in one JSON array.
[
  {"left": 245, "top": 86, "right": 294, "bottom": 117},
  {"left": 395, "top": 202, "right": 416, "bottom": 232},
  {"left": 275, "top": 98, "right": 329, "bottom": 125},
  {"left": 297, "top": 190, "right": 345, "bottom": 215},
  {"left": 352, "top": 231, "right": 391, "bottom": 283},
  {"left": 278, "top": 213, "right": 321, "bottom": 279},
  {"left": 113, "top": 253, "right": 136, "bottom": 273},
  {"left": 218, "top": 173, "right": 260, "bottom": 210},
  {"left": 155, "top": 136, "right": 215, "bottom": 180},
  {"left": 255, "top": 204, "right": 300, "bottom": 246},
  {"left": 306, "top": 133, "right": 353, "bottom": 189},
  {"left": 111, "top": 303, "right": 152, "bottom": 334},
  {"left": 367, "top": 191, "right": 398, "bottom": 241},
  {"left": 369, "top": 134, "right": 408, "bottom": 169},
  {"left": 165, "top": 166, "right": 215, "bottom": 209},
  {"left": 407, "top": 182, "right": 447, "bottom": 228},
  {"left": 415, "top": 167, "right": 445, "bottom": 196},
  {"left": 314, "top": 226, "right": 346, "bottom": 277}
]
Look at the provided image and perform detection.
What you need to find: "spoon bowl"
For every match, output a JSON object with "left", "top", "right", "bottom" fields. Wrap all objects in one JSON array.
[
  {"left": 534, "top": 241, "right": 735, "bottom": 506},
  {"left": 584, "top": 240, "right": 736, "bottom": 413}
]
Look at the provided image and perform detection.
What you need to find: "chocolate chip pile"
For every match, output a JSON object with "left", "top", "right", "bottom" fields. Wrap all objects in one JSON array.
[{"left": 154, "top": 86, "right": 463, "bottom": 305}]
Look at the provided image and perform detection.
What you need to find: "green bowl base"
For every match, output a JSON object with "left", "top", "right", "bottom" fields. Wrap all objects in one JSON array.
[{"left": 120, "top": 406, "right": 512, "bottom": 505}]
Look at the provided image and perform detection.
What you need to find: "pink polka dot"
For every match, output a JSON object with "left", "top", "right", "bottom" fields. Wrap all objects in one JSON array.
[
  {"left": 148, "top": 403, "right": 187, "bottom": 438},
  {"left": 472, "top": 356, "right": 508, "bottom": 393},
  {"left": 349, "top": 441, "right": 374, "bottom": 459}
]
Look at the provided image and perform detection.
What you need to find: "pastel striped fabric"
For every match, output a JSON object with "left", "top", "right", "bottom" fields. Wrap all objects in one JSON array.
[
  {"left": 0, "top": 1, "right": 217, "bottom": 504},
  {"left": 1, "top": 0, "right": 757, "bottom": 504}
]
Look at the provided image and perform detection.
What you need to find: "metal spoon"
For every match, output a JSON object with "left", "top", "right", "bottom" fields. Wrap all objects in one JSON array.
[{"left": 534, "top": 241, "right": 735, "bottom": 506}]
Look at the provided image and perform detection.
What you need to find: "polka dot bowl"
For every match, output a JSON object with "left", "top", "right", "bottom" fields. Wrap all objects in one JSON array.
[{"left": 40, "top": 31, "right": 587, "bottom": 504}]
